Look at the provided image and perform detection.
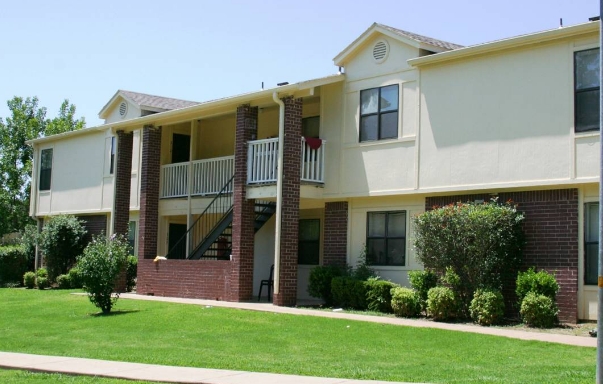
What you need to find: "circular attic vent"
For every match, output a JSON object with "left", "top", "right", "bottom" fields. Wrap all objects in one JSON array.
[
  {"left": 372, "top": 40, "right": 389, "bottom": 63},
  {"left": 119, "top": 102, "right": 128, "bottom": 118}
]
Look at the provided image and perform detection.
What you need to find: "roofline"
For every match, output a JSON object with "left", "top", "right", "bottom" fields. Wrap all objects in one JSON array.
[
  {"left": 26, "top": 125, "right": 109, "bottom": 146},
  {"left": 98, "top": 90, "right": 130, "bottom": 119},
  {"left": 408, "top": 21, "right": 599, "bottom": 67}
]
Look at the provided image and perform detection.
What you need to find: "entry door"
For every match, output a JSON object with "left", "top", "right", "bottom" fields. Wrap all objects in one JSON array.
[
  {"left": 168, "top": 223, "right": 188, "bottom": 259},
  {"left": 172, "top": 134, "right": 190, "bottom": 164}
]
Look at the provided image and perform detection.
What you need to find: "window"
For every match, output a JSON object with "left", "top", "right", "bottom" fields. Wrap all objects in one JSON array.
[
  {"left": 39, "top": 149, "right": 53, "bottom": 191},
  {"left": 298, "top": 219, "right": 320, "bottom": 265},
  {"left": 360, "top": 84, "right": 399, "bottom": 142},
  {"left": 302, "top": 116, "right": 320, "bottom": 138},
  {"left": 585, "top": 202, "right": 599, "bottom": 285},
  {"left": 109, "top": 137, "right": 116, "bottom": 174},
  {"left": 128, "top": 221, "right": 137, "bottom": 255},
  {"left": 366, "top": 211, "right": 406, "bottom": 266},
  {"left": 575, "top": 48, "right": 600, "bottom": 132}
]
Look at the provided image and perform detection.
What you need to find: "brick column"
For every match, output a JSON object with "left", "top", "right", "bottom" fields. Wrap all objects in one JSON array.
[
  {"left": 323, "top": 202, "right": 348, "bottom": 267},
  {"left": 113, "top": 131, "right": 133, "bottom": 236},
  {"left": 138, "top": 126, "right": 162, "bottom": 260},
  {"left": 273, "top": 97, "right": 302, "bottom": 306},
  {"left": 229, "top": 105, "right": 258, "bottom": 301},
  {"left": 112, "top": 131, "right": 133, "bottom": 292}
]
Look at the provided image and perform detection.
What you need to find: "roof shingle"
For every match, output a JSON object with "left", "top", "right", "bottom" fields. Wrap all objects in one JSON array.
[
  {"left": 120, "top": 90, "right": 200, "bottom": 111},
  {"left": 377, "top": 23, "right": 464, "bottom": 50}
]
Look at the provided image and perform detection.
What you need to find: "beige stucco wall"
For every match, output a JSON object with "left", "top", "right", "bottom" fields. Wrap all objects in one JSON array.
[{"left": 103, "top": 98, "right": 141, "bottom": 124}]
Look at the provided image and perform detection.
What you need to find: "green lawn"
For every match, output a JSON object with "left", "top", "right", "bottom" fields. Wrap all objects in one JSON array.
[
  {"left": 0, "top": 289, "right": 595, "bottom": 383},
  {"left": 0, "top": 369, "right": 162, "bottom": 383}
]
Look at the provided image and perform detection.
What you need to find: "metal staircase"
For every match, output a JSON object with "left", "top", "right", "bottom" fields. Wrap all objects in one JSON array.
[{"left": 165, "top": 176, "right": 276, "bottom": 261}]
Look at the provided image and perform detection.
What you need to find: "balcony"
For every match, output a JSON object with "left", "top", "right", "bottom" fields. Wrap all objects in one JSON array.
[{"left": 160, "top": 137, "right": 325, "bottom": 199}]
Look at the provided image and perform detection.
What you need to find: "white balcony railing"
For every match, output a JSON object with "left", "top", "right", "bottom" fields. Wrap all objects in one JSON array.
[
  {"left": 300, "top": 137, "right": 325, "bottom": 183},
  {"left": 161, "top": 156, "right": 234, "bottom": 198}
]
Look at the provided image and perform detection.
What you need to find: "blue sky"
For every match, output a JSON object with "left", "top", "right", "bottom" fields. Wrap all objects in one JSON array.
[{"left": 0, "top": 0, "right": 598, "bottom": 127}]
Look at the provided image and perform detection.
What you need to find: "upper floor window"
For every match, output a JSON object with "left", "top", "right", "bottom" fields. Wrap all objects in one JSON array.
[
  {"left": 360, "top": 84, "right": 399, "bottom": 142},
  {"left": 39, "top": 148, "right": 53, "bottom": 191},
  {"left": 575, "top": 48, "right": 600, "bottom": 132},
  {"left": 109, "top": 137, "right": 116, "bottom": 174},
  {"left": 366, "top": 211, "right": 406, "bottom": 266}
]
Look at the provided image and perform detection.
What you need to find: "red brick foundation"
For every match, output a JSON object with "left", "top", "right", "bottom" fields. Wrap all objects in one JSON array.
[
  {"left": 425, "top": 189, "right": 579, "bottom": 323},
  {"left": 323, "top": 202, "right": 348, "bottom": 267}
]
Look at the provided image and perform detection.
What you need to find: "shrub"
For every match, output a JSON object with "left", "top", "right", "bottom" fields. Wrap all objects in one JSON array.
[
  {"left": 77, "top": 234, "right": 129, "bottom": 313},
  {"left": 516, "top": 268, "right": 559, "bottom": 302},
  {"left": 36, "top": 268, "right": 48, "bottom": 278},
  {"left": 352, "top": 248, "right": 376, "bottom": 281},
  {"left": 331, "top": 276, "right": 367, "bottom": 309},
  {"left": 23, "top": 271, "right": 36, "bottom": 289},
  {"left": 68, "top": 267, "right": 83, "bottom": 289},
  {"left": 365, "top": 278, "right": 399, "bottom": 313},
  {"left": 427, "top": 286, "right": 457, "bottom": 321},
  {"left": 520, "top": 292, "right": 558, "bottom": 328},
  {"left": 469, "top": 289, "right": 505, "bottom": 326},
  {"left": 0, "top": 245, "right": 28, "bottom": 286},
  {"left": 39, "top": 215, "right": 87, "bottom": 281},
  {"left": 409, "top": 270, "right": 438, "bottom": 310},
  {"left": 126, "top": 255, "right": 137, "bottom": 292},
  {"left": 308, "top": 265, "right": 346, "bottom": 305},
  {"left": 56, "top": 274, "right": 71, "bottom": 289},
  {"left": 20, "top": 224, "right": 38, "bottom": 271},
  {"left": 413, "top": 200, "right": 524, "bottom": 315},
  {"left": 36, "top": 276, "right": 49, "bottom": 290},
  {"left": 391, "top": 287, "right": 421, "bottom": 317}
]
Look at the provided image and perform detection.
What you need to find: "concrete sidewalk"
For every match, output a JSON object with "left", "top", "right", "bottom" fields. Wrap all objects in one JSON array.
[
  {"left": 119, "top": 293, "right": 597, "bottom": 348},
  {"left": 0, "top": 352, "right": 413, "bottom": 384}
]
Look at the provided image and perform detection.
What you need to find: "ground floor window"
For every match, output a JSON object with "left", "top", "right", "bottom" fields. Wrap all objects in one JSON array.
[
  {"left": 366, "top": 211, "right": 406, "bottom": 266},
  {"left": 298, "top": 219, "right": 320, "bottom": 265},
  {"left": 585, "top": 202, "right": 599, "bottom": 285},
  {"left": 128, "top": 221, "right": 137, "bottom": 256}
]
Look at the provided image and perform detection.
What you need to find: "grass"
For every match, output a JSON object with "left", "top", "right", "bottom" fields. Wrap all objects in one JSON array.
[
  {"left": 0, "top": 369, "right": 163, "bottom": 383},
  {"left": 0, "top": 289, "right": 595, "bottom": 383}
]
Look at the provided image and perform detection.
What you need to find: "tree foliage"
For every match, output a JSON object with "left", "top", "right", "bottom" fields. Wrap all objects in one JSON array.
[
  {"left": 0, "top": 97, "right": 84, "bottom": 236},
  {"left": 39, "top": 215, "right": 87, "bottom": 281}
]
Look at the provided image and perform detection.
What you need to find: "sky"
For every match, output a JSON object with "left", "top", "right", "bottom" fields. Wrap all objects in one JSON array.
[{"left": 0, "top": 0, "right": 599, "bottom": 127}]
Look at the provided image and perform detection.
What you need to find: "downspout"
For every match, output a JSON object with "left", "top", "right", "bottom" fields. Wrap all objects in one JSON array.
[{"left": 272, "top": 92, "right": 285, "bottom": 297}]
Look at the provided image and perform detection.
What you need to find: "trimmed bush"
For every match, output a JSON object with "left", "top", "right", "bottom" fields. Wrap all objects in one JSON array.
[
  {"left": 308, "top": 265, "right": 346, "bottom": 305},
  {"left": 126, "top": 255, "right": 137, "bottom": 292},
  {"left": 331, "top": 276, "right": 367, "bottom": 310},
  {"left": 520, "top": 292, "right": 558, "bottom": 328},
  {"left": 409, "top": 270, "right": 438, "bottom": 310},
  {"left": 469, "top": 289, "right": 505, "bottom": 326},
  {"left": 23, "top": 271, "right": 36, "bottom": 289},
  {"left": 365, "top": 278, "right": 399, "bottom": 313},
  {"left": 68, "top": 267, "right": 83, "bottom": 289},
  {"left": 35, "top": 268, "right": 48, "bottom": 278},
  {"left": 427, "top": 286, "right": 457, "bottom": 321},
  {"left": 0, "top": 245, "right": 28, "bottom": 286},
  {"left": 516, "top": 268, "right": 559, "bottom": 302},
  {"left": 56, "top": 274, "right": 71, "bottom": 289},
  {"left": 36, "top": 276, "right": 49, "bottom": 290},
  {"left": 39, "top": 215, "right": 87, "bottom": 281},
  {"left": 391, "top": 287, "right": 421, "bottom": 317},
  {"left": 77, "top": 234, "right": 129, "bottom": 313}
]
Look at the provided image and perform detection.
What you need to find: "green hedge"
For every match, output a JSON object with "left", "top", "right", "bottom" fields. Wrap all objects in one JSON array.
[
  {"left": 0, "top": 245, "right": 28, "bottom": 286},
  {"left": 365, "top": 279, "right": 399, "bottom": 313},
  {"left": 331, "top": 276, "right": 367, "bottom": 310}
]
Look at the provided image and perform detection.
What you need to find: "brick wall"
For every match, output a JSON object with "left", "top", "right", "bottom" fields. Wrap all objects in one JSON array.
[
  {"left": 323, "top": 202, "right": 348, "bottom": 267},
  {"left": 113, "top": 131, "right": 133, "bottom": 236},
  {"left": 425, "top": 189, "right": 579, "bottom": 323},
  {"left": 138, "top": 126, "right": 162, "bottom": 260},
  {"left": 137, "top": 259, "right": 230, "bottom": 300},
  {"left": 273, "top": 97, "right": 302, "bottom": 306},
  {"left": 230, "top": 105, "right": 258, "bottom": 301},
  {"left": 77, "top": 215, "right": 108, "bottom": 244}
]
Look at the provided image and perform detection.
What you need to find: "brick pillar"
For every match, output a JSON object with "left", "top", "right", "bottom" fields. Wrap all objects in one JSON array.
[
  {"left": 112, "top": 131, "right": 133, "bottom": 292},
  {"left": 229, "top": 105, "right": 258, "bottom": 301},
  {"left": 138, "top": 126, "right": 162, "bottom": 260},
  {"left": 273, "top": 97, "right": 302, "bottom": 306},
  {"left": 323, "top": 202, "right": 348, "bottom": 267}
]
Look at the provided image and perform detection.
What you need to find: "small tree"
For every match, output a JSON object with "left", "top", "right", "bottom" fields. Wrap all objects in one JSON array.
[
  {"left": 39, "top": 215, "right": 87, "bottom": 281},
  {"left": 77, "top": 234, "right": 129, "bottom": 314},
  {"left": 413, "top": 199, "right": 525, "bottom": 315}
]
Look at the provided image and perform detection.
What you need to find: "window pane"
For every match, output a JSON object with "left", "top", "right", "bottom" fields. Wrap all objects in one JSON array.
[
  {"left": 388, "top": 212, "right": 406, "bottom": 237},
  {"left": 576, "top": 49, "right": 600, "bottom": 90},
  {"left": 302, "top": 116, "right": 320, "bottom": 138},
  {"left": 368, "top": 213, "right": 386, "bottom": 236},
  {"left": 39, "top": 170, "right": 51, "bottom": 191},
  {"left": 299, "top": 219, "right": 320, "bottom": 241},
  {"left": 128, "top": 221, "right": 137, "bottom": 254},
  {"left": 360, "top": 115, "right": 378, "bottom": 142},
  {"left": 387, "top": 239, "right": 406, "bottom": 265},
  {"left": 367, "top": 239, "right": 386, "bottom": 265},
  {"left": 380, "top": 112, "right": 398, "bottom": 139},
  {"left": 586, "top": 203, "right": 599, "bottom": 242},
  {"left": 298, "top": 241, "right": 320, "bottom": 265},
  {"left": 380, "top": 85, "right": 399, "bottom": 112},
  {"left": 585, "top": 243, "right": 598, "bottom": 285},
  {"left": 361, "top": 88, "right": 379, "bottom": 114},
  {"left": 576, "top": 90, "right": 600, "bottom": 132},
  {"left": 41, "top": 149, "right": 53, "bottom": 169}
]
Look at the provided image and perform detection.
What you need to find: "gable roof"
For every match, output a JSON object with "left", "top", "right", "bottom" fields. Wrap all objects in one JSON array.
[
  {"left": 98, "top": 90, "right": 200, "bottom": 119},
  {"left": 334, "top": 22, "right": 463, "bottom": 66}
]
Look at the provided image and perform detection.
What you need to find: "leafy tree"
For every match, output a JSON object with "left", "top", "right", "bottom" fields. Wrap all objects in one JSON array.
[
  {"left": 0, "top": 97, "right": 84, "bottom": 236},
  {"left": 39, "top": 215, "right": 87, "bottom": 281}
]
